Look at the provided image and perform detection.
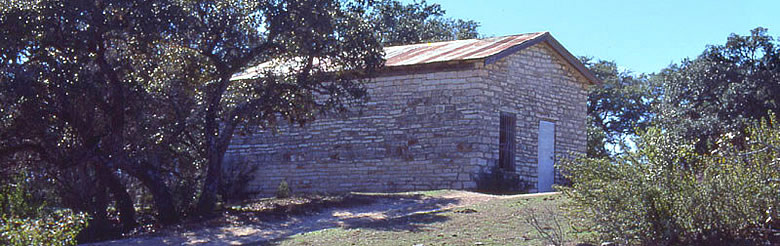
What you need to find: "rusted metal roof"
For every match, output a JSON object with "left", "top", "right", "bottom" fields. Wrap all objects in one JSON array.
[
  {"left": 385, "top": 32, "right": 546, "bottom": 67},
  {"left": 233, "top": 31, "right": 600, "bottom": 84},
  {"left": 384, "top": 31, "right": 599, "bottom": 84}
]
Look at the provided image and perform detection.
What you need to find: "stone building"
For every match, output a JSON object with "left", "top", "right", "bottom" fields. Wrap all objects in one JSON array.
[{"left": 227, "top": 32, "right": 599, "bottom": 196}]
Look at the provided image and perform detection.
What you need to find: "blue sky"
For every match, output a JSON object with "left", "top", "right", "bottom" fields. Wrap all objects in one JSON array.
[{"left": 421, "top": 0, "right": 779, "bottom": 74}]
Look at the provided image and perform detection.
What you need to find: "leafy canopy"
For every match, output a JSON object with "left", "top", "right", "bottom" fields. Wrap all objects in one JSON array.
[
  {"left": 582, "top": 58, "right": 654, "bottom": 158},
  {"left": 368, "top": 0, "right": 479, "bottom": 46},
  {"left": 654, "top": 27, "right": 780, "bottom": 153}
]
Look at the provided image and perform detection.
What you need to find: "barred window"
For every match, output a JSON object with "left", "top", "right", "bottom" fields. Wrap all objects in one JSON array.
[{"left": 499, "top": 112, "right": 516, "bottom": 171}]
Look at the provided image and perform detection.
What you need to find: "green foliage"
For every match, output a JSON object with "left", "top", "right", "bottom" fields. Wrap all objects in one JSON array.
[
  {"left": 0, "top": 176, "right": 42, "bottom": 219},
  {"left": 1, "top": 0, "right": 191, "bottom": 228},
  {"left": 655, "top": 27, "right": 780, "bottom": 153},
  {"left": 585, "top": 121, "right": 610, "bottom": 159},
  {"left": 276, "top": 180, "right": 292, "bottom": 199},
  {"left": 0, "top": 209, "right": 88, "bottom": 246},
  {"left": 1, "top": 0, "right": 390, "bottom": 226},
  {"left": 368, "top": 0, "right": 480, "bottom": 46},
  {"left": 0, "top": 173, "right": 88, "bottom": 246},
  {"left": 560, "top": 114, "right": 780, "bottom": 245},
  {"left": 582, "top": 58, "right": 655, "bottom": 158}
]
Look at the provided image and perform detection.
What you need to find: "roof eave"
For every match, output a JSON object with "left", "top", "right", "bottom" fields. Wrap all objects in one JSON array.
[{"left": 375, "top": 59, "right": 481, "bottom": 77}]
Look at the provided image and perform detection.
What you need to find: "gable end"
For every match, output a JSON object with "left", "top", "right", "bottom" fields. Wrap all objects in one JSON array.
[{"left": 484, "top": 32, "right": 600, "bottom": 85}]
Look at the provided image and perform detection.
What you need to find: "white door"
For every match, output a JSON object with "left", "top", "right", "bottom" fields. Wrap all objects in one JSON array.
[{"left": 537, "top": 120, "right": 555, "bottom": 192}]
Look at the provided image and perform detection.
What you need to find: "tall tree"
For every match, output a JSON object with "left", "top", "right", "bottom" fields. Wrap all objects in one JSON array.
[
  {"left": 654, "top": 27, "right": 780, "bottom": 153},
  {"left": 0, "top": 0, "right": 187, "bottom": 238},
  {"left": 582, "top": 58, "right": 654, "bottom": 158},
  {"left": 0, "top": 0, "right": 385, "bottom": 238},
  {"left": 368, "top": 0, "right": 480, "bottom": 46},
  {"left": 163, "top": 0, "right": 384, "bottom": 214}
]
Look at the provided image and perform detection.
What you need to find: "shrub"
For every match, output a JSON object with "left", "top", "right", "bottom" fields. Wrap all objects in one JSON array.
[
  {"left": 220, "top": 155, "right": 261, "bottom": 203},
  {"left": 0, "top": 172, "right": 88, "bottom": 246},
  {"left": 0, "top": 209, "right": 88, "bottom": 246},
  {"left": 522, "top": 205, "right": 569, "bottom": 246},
  {"left": 560, "top": 114, "right": 780, "bottom": 245},
  {"left": 475, "top": 164, "right": 528, "bottom": 194},
  {"left": 276, "top": 179, "right": 291, "bottom": 198}
]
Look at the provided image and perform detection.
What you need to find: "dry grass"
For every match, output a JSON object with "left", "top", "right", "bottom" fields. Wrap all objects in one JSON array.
[
  {"left": 92, "top": 191, "right": 592, "bottom": 246},
  {"left": 270, "top": 193, "right": 591, "bottom": 246}
]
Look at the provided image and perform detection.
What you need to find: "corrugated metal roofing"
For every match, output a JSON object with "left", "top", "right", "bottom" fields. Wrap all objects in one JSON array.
[
  {"left": 232, "top": 31, "right": 599, "bottom": 84},
  {"left": 384, "top": 32, "right": 546, "bottom": 66}
]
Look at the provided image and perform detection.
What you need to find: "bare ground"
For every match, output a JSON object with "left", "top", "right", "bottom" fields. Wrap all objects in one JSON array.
[{"left": 86, "top": 190, "right": 556, "bottom": 246}]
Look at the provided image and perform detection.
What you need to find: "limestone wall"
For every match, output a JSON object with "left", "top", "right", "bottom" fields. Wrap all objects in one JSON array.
[{"left": 227, "top": 64, "right": 488, "bottom": 196}]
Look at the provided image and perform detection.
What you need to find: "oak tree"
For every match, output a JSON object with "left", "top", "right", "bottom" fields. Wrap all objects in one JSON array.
[{"left": 654, "top": 27, "right": 780, "bottom": 153}]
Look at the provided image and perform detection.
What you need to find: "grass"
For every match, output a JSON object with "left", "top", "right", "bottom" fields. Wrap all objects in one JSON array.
[
  {"left": 268, "top": 192, "right": 593, "bottom": 246},
  {"left": 103, "top": 191, "right": 595, "bottom": 245}
]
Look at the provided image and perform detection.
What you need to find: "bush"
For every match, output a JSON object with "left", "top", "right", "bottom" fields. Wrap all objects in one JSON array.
[
  {"left": 0, "top": 209, "right": 88, "bottom": 246},
  {"left": 276, "top": 179, "right": 291, "bottom": 198},
  {"left": 220, "top": 155, "right": 261, "bottom": 203},
  {"left": 475, "top": 164, "right": 528, "bottom": 194},
  {"left": 521, "top": 205, "right": 569, "bottom": 246},
  {"left": 0, "top": 172, "right": 88, "bottom": 246},
  {"left": 560, "top": 114, "right": 780, "bottom": 245}
]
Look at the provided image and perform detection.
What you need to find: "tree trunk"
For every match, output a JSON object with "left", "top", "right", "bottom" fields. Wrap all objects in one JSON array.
[
  {"left": 95, "top": 163, "right": 137, "bottom": 232},
  {"left": 76, "top": 180, "right": 121, "bottom": 243},
  {"left": 196, "top": 113, "right": 239, "bottom": 215},
  {"left": 196, "top": 76, "right": 232, "bottom": 215},
  {"left": 196, "top": 148, "right": 222, "bottom": 214},
  {"left": 121, "top": 163, "right": 180, "bottom": 225}
]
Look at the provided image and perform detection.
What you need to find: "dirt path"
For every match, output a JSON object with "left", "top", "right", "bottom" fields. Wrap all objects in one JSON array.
[{"left": 87, "top": 191, "right": 557, "bottom": 246}]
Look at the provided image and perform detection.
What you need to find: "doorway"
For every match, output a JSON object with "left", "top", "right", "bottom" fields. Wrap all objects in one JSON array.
[{"left": 537, "top": 120, "right": 555, "bottom": 192}]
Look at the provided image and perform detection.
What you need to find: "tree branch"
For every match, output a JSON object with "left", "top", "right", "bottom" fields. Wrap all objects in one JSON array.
[{"left": 0, "top": 143, "right": 46, "bottom": 159}]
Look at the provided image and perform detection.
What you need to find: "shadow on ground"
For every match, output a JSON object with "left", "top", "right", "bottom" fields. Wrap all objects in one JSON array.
[{"left": 89, "top": 193, "right": 461, "bottom": 246}]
